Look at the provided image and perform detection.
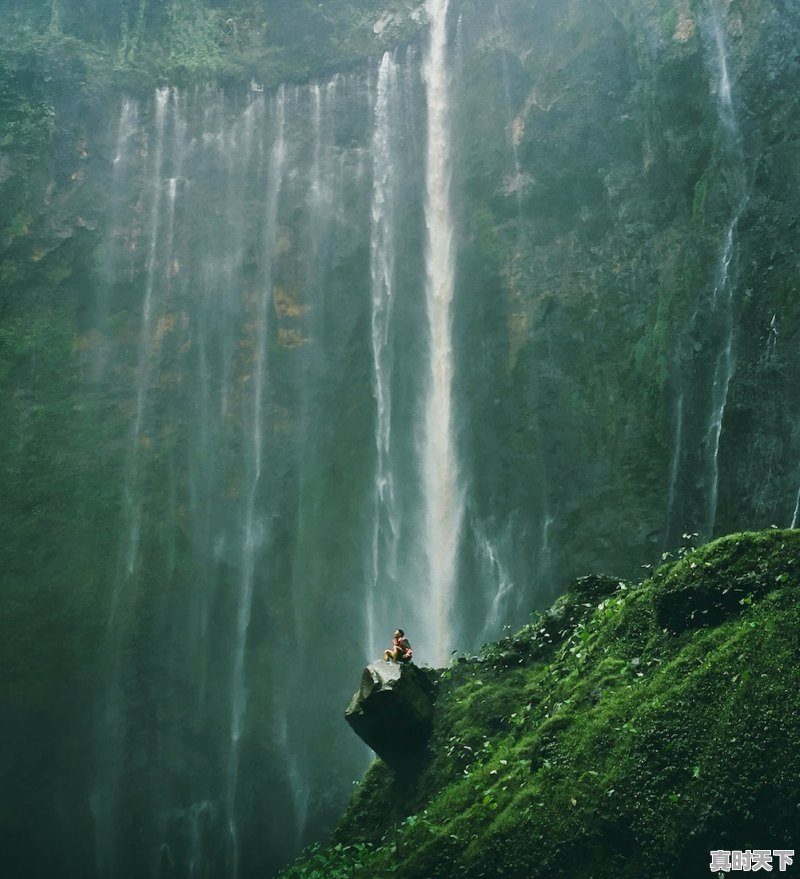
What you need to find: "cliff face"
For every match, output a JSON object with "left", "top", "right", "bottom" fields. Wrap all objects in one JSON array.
[
  {"left": 283, "top": 531, "right": 800, "bottom": 879},
  {"left": 1, "top": 1, "right": 799, "bottom": 877},
  {"left": 452, "top": 0, "right": 800, "bottom": 586}
]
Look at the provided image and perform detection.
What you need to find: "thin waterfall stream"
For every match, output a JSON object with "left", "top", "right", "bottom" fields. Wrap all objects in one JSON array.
[
  {"left": 704, "top": 8, "right": 749, "bottom": 540},
  {"left": 664, "top": 6, "right": 752, "bottom": 546}
]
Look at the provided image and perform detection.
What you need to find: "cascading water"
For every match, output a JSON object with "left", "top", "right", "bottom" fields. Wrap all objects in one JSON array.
[
  {"left": 705, "top": 225, "right": 739, "bottom": 538},
  {"left": 122, "top": 85, "right": 171, "bottom": 593},
  {"left": 85, "top": 77, "right": 385, "bottom": 878},
  {"left": 477, "top": 522, "right": 515, "bottom": 641},
  {"left": 226, "top": 86, "right": 287, "bottom": 879},
  {"left": 664, "top": 392, "right": 685, "bottom": 549},
  {"left": 368, "top": 52, "right": 402, "bottom": 659},
  {"left": 89, "top": 42, "right": 437, "bottom": 876},
  {"left": 187, "top": 89, "right": 262, "bottom": 712},
  {"left": 420, "top": 0, "right": 463, "bottom": 667},
  {"left": 307, "top": 77, "right": 342, "bottom": 282},
  {"left": 93, "top": 96, "right": 139, "bottom": 379},
  {"left": 493, "top": 2, "right": 525, "bottom": 216},
  {"left": 703, "top": 7, "right": 749, "bottom": 540},
  {"left": 92, "top": 87, "right": 172, "bottom": 879},
  {"left": 764, "top": 314, "right": 778, "bottom": 367},
  {"left": 665, "top": 6, "right": 750, "bottom": 546}
]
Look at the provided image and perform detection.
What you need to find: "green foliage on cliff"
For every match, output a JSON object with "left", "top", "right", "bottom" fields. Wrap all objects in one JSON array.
[
  {"left": 0, "top": 0, "right": 425, "bottom": 89},
  {"left": 280, "top": 530, "right": 800, "bottom": 878}
]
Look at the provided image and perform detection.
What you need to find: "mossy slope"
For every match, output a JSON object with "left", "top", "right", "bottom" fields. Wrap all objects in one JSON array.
[{"left": 281, "top": 530, "right": 800, "bottom": 878}]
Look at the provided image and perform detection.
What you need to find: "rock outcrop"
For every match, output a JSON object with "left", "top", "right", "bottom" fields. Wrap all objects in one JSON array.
[{"left": 345, "top": 660, "right": 436, "bottom": 766}]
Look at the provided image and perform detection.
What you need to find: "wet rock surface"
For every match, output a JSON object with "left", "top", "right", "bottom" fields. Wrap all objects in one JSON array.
[{"left": 345, "top": 660, "right": 436, "bottom": 766}]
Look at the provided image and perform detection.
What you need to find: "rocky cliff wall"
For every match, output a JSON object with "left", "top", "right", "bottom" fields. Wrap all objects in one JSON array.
[{"left": 1, "top": 1, "right": 799, "bottom": 876}]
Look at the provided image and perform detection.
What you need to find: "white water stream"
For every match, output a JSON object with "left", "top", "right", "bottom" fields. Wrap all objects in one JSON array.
[
  {"left": 368, "top": 52, "right": 402, "bottom": 658},
  {"left": 704, "top": 10, "right": 748, "bottom": 540},
  {"left": 95, "top": 87, "right": 178, "bottom": 879},
  {"left": 226, "top": 87, "right": 287, "bottom": 879},
  {"left": 421, "top": 0, "right": 462, "bottom": 666}
]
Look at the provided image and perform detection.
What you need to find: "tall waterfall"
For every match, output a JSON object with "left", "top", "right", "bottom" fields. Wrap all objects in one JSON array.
[
  {"left": 420, "top": 0, "right": 462, "bottom": 666},
  {"left": 92, "top": 87, "right": 174, "bottom": 879},
  {"left": 123, "top": 86, "right": 171, "bottom": 593},
  {"left": 86, "top": 26, "right": 458, "bottom": 872},
  {"left": 704, "top": 8, "right": 748, "bottom": 540},
  {"left": 665, "top": 7, "right": 750, "bottom": 546},
  {"left": 368, "top": 53, "right": 401, "bottom": 659},
  {"left": 84, "top": 78, "right": 385, "bottom": 878},
  {"left": 227, "top": 87, "right": 287, "bottom": 879}
]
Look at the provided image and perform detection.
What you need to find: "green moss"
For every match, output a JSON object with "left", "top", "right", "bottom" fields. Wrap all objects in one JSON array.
[{"left": 281, "top": 530, "right": 800, "bottom": 879}]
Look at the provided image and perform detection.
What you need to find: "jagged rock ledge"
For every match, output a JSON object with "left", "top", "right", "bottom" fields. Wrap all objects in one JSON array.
[{"left": 345, "top": 660, "right": 436, "bottom": 767}]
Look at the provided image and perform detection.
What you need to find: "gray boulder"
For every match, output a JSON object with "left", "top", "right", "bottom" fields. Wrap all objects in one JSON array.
[{"left": 345, "top": 660, "right": 436, "bottom": 766}]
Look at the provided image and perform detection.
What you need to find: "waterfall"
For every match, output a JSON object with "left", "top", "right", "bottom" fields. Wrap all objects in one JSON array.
[
  {"left": 703, "top": 8, "right": 748, "bottom": 540},
  {"left": 130, "top": 71, "right": 409, "bottom": 871},
  {"left": 493, "top": 2, "right": 526, "bottom": 215},
  {"left": 705, "top": 222, "right": 739, "bottom": 538},
  {"left": 478, "top": 522, "right": 515, "bottom": 642},
  {"left": 122, "top": 86, "right": 170, "bottom": 594},
  {"left": 663, "top": 7, "right": 752, "bottom": 547},
  {"left": 421, "top": 0, "right": 462, "bottom": 667},
  {"left": 188, "top": 90, "right": 263, "bottom": 709},
  {"left": 86, "top": 13, "right": 768, "bottom": 877},
  {"left": 368, "top": 52, "right": 402, "bottom": 658},
  {"left": 94, "top": 86, "right": 183, "bottom": 879},
  {"left": 226, "top": 86, "right": 287, "bottom": 879},
  {"left": 664, "top": 392, "right": 685, "bottom": 548},
  {"left": 764, "top": 313, "right": 778, "bottom": 367},
  {"left": 93, "top": 97, "right": 139, "bottom": 378},
  {"left": 710, "top": 9, "right": 735, "bottom": 134}
]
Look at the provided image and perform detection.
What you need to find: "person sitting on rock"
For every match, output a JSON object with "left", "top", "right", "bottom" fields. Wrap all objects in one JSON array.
[{"left": 384, "top": 629, "right": 413, "bottom": 663}]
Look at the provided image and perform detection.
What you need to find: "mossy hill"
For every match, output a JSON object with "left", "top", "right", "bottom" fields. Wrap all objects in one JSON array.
[{"left": 280, "top": 530, "right": 800, "bottom": 879}]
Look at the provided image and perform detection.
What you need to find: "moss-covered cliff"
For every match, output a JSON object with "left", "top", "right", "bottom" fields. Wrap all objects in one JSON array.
[
  {"left": 2, "top": 1, "right": 800, "bottom": 876},
  {"left": 452, "top": 0, "right": 800, "bottom": 594},
  {"left": 281, "top": 530, "right": 800, "bottom": 879},
  {"left": 0, "top": 0, "right": 424, "bottom": 89}
]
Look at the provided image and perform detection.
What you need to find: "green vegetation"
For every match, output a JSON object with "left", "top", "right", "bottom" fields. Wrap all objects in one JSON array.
[
  {"left": 0, "top": 0, "right": 425, "bottom": 90},
  {"left": 281, "top": 531, "right": 800, "bottom": 878}
]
